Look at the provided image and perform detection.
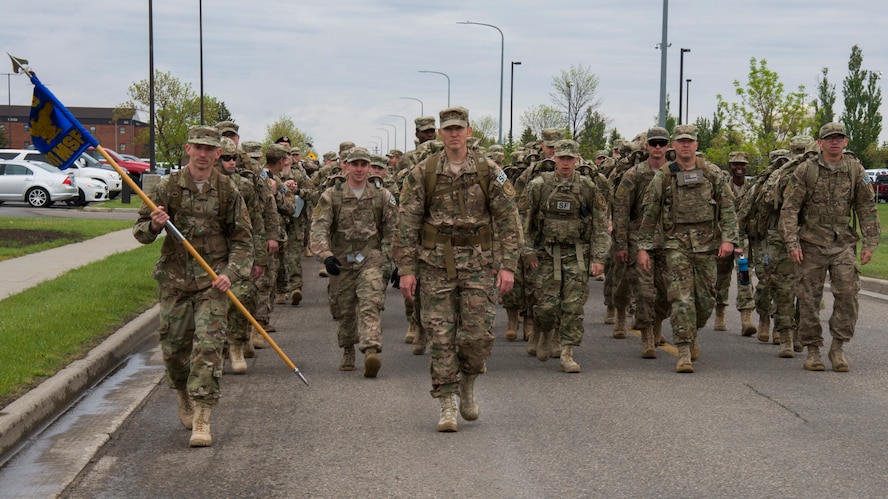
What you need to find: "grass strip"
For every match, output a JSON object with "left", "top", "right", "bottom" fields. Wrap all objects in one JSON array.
[
  {"left": 0, "top": 244, "right": 160, "bottom": 409},
  {"left": 0, "top": 217, "right": 134, "bottom": 261}
]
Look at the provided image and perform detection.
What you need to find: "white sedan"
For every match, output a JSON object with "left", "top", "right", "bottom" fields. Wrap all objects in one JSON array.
[{"left": 0, "top": 160, "right": 78, "bottom": 207}]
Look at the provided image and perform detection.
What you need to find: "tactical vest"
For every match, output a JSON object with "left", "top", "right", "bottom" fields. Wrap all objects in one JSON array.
[
  {"left": 533, "top": 173, "right": 595, "bottom": 280},
  {"left": 163, "top": 169, "right": 233, "bottom": 257},
  {"left": 329, "top": 181, "right": 388, "bottom": 258},
  {"left": 660, "top": 162, "right": 720, "bottom": 233},
  {"left": 798, "top": 154, "right": 860, "bottom": 232}
]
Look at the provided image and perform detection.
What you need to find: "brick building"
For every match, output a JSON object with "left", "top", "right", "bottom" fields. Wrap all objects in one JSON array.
[{"left": 1, "top": 105, "right": 149, "bottom": 157}]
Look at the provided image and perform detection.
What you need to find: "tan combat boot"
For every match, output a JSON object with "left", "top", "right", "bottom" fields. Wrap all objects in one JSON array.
[
  {"left": 522, "top": 316, "right": 534, "bottom": 342},
  {"left": 303, "top": 247, "right": 313, "bottom": 258},
  {"left": 505, "top": 308, "right": 520, "bottom": 341},
  {"left": 176, "top": 389, "right": 194, "bottom": 430},
  {"left": 550, "top": 334, "right": 561, "bottom": 358},
  {"left": 340, "top": 346, "right": 356, "bottom": 371},
  {"left": 290, "top": 289, "right": 302, "bottom": 306},
  {"left": 242, "top": 336, "right": 255, "bottom": 358},
  {"left": 559, "top": 345, "right": 581, "bottom": 373},
  {"left": 828, "top": 338, "right": 850, "bottom": 372},
  {"left": 690, "top": 338, "right": 700, "bottom": 361},
  {"left": 653, "top": 320, "right": 666, "bottom": 345},
  {"left": 641, "top": 327, "right": 657, "bottom": 359},
  {"left": 404, "top": 321, "right": 418, "bottom": 344},
  {"left": 459, "top": 374, "right": 480, "bottom": 420},
  {"left": 229, "top": 343, "right": 247, "bottom": 374},
  {"left": 251, "top": 327, "right": 267, "bottom": 349},
  {"left": 412, "top": 325, "right": 428, "bottom": 355},
  {"left": 436, "top": 393, "right": 459, "bottom": 432},
  {"left": 793, "top": 329, "right": 803, "bottom": 353},
  {"left": 772, "top": 327, "right": 781, "bottom": 345},
  {"left": 604, "top": 306, "right": 616, "bottom": 325},
  {"left": 189, "top": 402, "right": 213, "bottom": 447},
  {"left": 613, "top": 307, "right": 628, "bottom": 339},
  {"left": 777, "top": 330, "right": 794, "bottom": 358},
  {"left": 740, "top": 309, "right": 757, "bottom": 337},
  {"left": 274, "top": 293, "right": 288, "bottom": 305},
  {"left": 536, "top": 328, "right": 553, "bottom": 362},
  {"left": 364, "top": 348, "right": 381, "bottom": 378},
  {"left": 803, "top": 345, "right": 826, "bottom": 371},
  {"left": 757, "top": 314, "right": 771, "bottom": 342},
  {"left": 676, "top": 344, "right": 694, "bottom": 373},
  {"left": 714, "top": 305, "right": 727, "bottom": 331}
]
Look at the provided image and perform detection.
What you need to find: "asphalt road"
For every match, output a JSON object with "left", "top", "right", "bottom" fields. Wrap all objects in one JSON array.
[
  {"left": 14, "top": 257, "right": 888, "bottom": 498},
  {"left": 0, "top": 203, "right": 138, "bottom": 220}
]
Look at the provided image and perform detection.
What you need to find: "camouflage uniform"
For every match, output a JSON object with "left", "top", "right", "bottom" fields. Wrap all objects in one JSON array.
[
  {"left": 779, "top": 123, "right": 880, "bottom": 369},
  {"left": 310, "top": 149, "right": 397, "bottom": 360},
  {"left": 637, "top": 126, "right": 739, "bottom": 366},
  {"left": 396, "top": 110, "right": 520, "bottom": 398},
  {"left": 521, "top": 141, "right": 609, "bottom": 368},
  {"left": 255, "top": 146, "right": 295, "bottom": 327},
  {"left": 133, "top": 127, "right": 253, "bottom": 405},
  {"left": 276, "top": 157, "right": 315, "bottom": 304}
]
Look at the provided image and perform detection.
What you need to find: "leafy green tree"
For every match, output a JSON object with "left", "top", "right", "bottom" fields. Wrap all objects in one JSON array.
[
  {"left": 520, "top": 105, "right": 566, "bottom": 138},
  {"left": 263, "top": 115, "right": 314, "bottom": 155},
  {"left": 518, "top": 126, "right": 536, "bottom": 146},
  {"left": 813, "top": 67, "right": 836, "bottom": 131},
  {"left": 607, "top": 128, "right": 623, "bottom": 150},
  {"left": 576, "top": 109, "right": 608, "bottom": 158},
  {"left": 842, "top": 45, "right": 883, "bottom": 165},
  {"left": 550, "top": 64, "right": 602, "bottom": 139},
  {"left": 470, "top": 115, "right": 498, "bottom": 148}
]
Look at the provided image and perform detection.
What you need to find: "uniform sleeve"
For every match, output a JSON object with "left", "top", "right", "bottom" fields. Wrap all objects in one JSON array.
[
  {"left": 715, "top": 172, "right": 739, "bottom": 247},
  {"left": 381, "top": 187, "right": 399, "bottom": 262},
  {"left": 520, "top": 178, "right": 541, "bottom": 252},
  {"left": 245, "top": 176, "right": 268, "bottom": 268},
  {"left": 611, "top": 169, "right": 634, "bottom": 252},
  {"left": 133, "top": 177, "right": 168, "bottom": 244},
  {"left": 394, "top": 164, "right": 426, "bottom": 276},
  {"left": 488, "top": 163, "right": 521, "bottom": 273},
  {"left": 589, "top": 179, "right": 611, "bottom": 263},
  {"left": 309, "top": 190, "right": 335, "bottom": 261},
  {"left": 637, "top": 171, "right": 664, "bottom": 251},
  {"left": 854, "top": 163, "right": 881, "bottom": 252},
  {"left": 778, "top": 165, "right": 809, "bottom": 252},
  {"left": 222, "top": 189, "right": 254, "bottom": 282}
]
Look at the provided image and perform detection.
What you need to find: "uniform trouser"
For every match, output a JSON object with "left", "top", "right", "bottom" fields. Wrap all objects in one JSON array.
[
  {"left": 763, "top": 236, "right": 796, "bottom": 336},
  {"left": 795, "top": 241, "right": 859, "bottom": 348},
  {"left": 602, "top": 253, "right": 615, "bottom": 307},
  {"left": 751, "top": 240, "right": 774, "bottom": 317},
  {"left": 533, "top": 250, "right": 590, "bottom": 347},
  {"left": 664, "top": 248, "right": 717, "bottom": 346},
  {"left": 500, "top": 254, "right": 526, "bottom": 311},
  {"left": 633, "top": 249, "right": 670, "bottom": 330},
  {"left": 420, "top": 261, "right": 496, "bottom": 398},
  {"left": 158, "top": 285, "right": 227, "bottom": 405},
  {"left": 611, "top": 254, "right": 631, "bottom": 310},
  {"left": 255, "top": 246, "right": 279, "bottom": 324},
  {"left": 226, "top": 278, "right": 257, "bottom": 346},
  {"left": 336, "top": 258, "right": 386, "bottom": 353},
  {"left": 715, "top": 254, "right": 754, "bottom": 309},
  {"left": 281, "top": 222, "right": 304, "bottom": 294}
]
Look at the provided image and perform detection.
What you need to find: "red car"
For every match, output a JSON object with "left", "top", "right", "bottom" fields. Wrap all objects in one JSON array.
[{"left": 85, "top": 147, "right": 150, "bottom": 179}]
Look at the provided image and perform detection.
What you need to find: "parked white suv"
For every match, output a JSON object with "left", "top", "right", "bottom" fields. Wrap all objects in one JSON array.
[{"left": 0, "top": 149, "right": 122, "bottom": 199}]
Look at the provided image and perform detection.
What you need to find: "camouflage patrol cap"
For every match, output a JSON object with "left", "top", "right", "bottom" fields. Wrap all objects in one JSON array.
[
  {"left": 289, "top": 146, "right": 301, "bottom": 155},
  {"left": 769, "top": 149, "right": 791, "bottom": 161},
  {"left": 339, "top": 141, "right": 356, "bottom": 154},
  {"left": 728, "top": 151, "right": 749, "bottom": 164},
  {"left": 266, "top": 143, "right": 290, "bottom": 161},
  {"left": 819, "top": 122, "right": 846, "bottom": 139},
  {"left": 542, "top": 128, "right": 562, "bottom": 147},
  {"left": 510, "top": 151, "right": 523, "bottom": 163},
  {"left": 215, "top": 121, "right": 238, "bottom": 135},
  {"left": 673, "top": 124, "right": 698, "bottom": 141},
  {"left": 241, "top": 141, "right": 263, "bottom": 159},
  {"left": 790, "top": 135, "right": 814, "bottom": 155},
  {"left": 220, "top": 137, "right": 237, "bottom": 155},
  {"left": 369, "top": 154, "right": 388, "bottom": 168},
  {"left": 489, "top": 144, "right": 504, "bottom": 153},
  {"left": 646, "top": 127, "right": 669, "bottom": 142},
  {"left": 415, "top": 116, "right": 437, "bottom": 131},
  {"left": 187, "top": 125, "right": 222, "bottom": 148},
  {"left": 346, "top": 147, "right": 371, "bottom": 163},
  {"left": 323, "top": 151, "right": 338, "bottom": 162},
  {"left": 386, "top": 149, "right": 403, "bottom": 158},
  {"left": 440, "top": 106, "right": 469, "bottom": 128},
  {"left": 595, "top": 150, "right": 609, "bottom": 159},
  {"left": 553, "top": 139, "right": 581, "bottom": 158}
]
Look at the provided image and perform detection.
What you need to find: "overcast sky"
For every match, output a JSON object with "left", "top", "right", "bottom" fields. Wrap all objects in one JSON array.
[{"left": 3, "top": 1, "right": 887, "bottom": 155}]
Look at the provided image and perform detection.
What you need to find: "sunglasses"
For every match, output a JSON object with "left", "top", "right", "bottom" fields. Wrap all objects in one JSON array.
[
  {"left": 648, "top": 140, "right": 669, "bottom": 148},
  {"left": 822, "top": 135, "right": 845, "bottom": 142},
  {"left": 221, "top": 155, "right": 237, "bottom": 162}
]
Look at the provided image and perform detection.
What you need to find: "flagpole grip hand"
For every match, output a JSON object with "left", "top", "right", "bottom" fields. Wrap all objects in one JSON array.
[{"left": 149, "top": 206, "right": 168, "bottom": 234}]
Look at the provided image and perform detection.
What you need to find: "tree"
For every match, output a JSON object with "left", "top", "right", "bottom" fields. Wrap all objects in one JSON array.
[
  {"left": 518, "top": 126, "right": 536, "bottom": 146},
  {"left": 470, "top": 115, "right": 498, "bottom": 148},
  {"left": 519, "top": 105, "right": 566, "bottom": 138},
  {"left": 549, "top": 64, "right": 602, "bottom": 140},
  {"left": 842, "top": 45, "right": 883, "bottom": 165},
  {"left": 813, "top": 67, "right": 836, "bottom": 131},
  {"left": 117, "top": 70, "right": 227, "bottom": 167},
  {"left": 607, "top": 128, "right": 623, "bottom": 150},
  {"left": 263, "top": 115, "right": 314, "bottom": 155},
  {"left": 576, "top": 109, "right": 608, "bottom": 158}
]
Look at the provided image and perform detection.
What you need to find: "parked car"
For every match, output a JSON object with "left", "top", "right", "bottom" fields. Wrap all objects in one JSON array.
[
  {"left": 0, "top": 159, "right": 78, "bottom": 207},
  {"left": 84, "top": 147, "right": 150, "bottom": 184},
  {"left": 26, "top": 161, "right": 109, "bottom": 206},
  {"left": 865, "top": 169, "right": 888, "bottom": 182},
  {"left": 873, "top": 174, "right": 888, "bottom": 203},
  {"left": 0, "top": 148, "right": 122, "bottom": 200}
]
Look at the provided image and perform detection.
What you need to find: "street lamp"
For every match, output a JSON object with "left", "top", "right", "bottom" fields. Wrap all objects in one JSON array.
[
  {"left": 418, "top": 70, "right": 451, "bottom": 107},
  {"left": 370, "top": 136, "right": 384, "bottom": 155},
  {"left": 378, "top": 123, "right": 397, "bottom": 151},
  {"left": 199, "top": 0, "right": 205, "bottom": 125},
  {"left": 387, "top": 114, "right": 408, "bottom": 152},
  {"left": 2, "top": 72, "right": 21, "bottom": 147},
  {"left": 458, "top": 21, "right": 504, "bottom": 144},
  {"left": 679, "top": 48, "right": 691, "bottom": 124},
  {"left": 685, "top": 79, "right": 692, "bottom": 124},
  {"left": 509, "top": 61, "right": 521, "bottom": 146},
  {"left": 375, "top": 128, "right": 390, "bottom": 151},
  {"left": 399, "top": 97, "right": 424, "bottom": 116},
  {"left": 567, "top": 81, "right": 572, "bottom": 139}
]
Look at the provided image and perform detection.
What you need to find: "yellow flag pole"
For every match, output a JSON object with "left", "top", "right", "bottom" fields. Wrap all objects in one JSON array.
[{"left": 95, "top": 145, "right": 308, "bottom": 385}]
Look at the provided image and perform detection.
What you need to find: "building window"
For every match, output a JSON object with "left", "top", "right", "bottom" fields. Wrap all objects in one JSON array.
[
  {"left": 89, "top": 126, "right": 96, "bottom": 133},
  {"left": 120, "top": 127, "right": 126, "bottom": 135},
  {"left": 23, "top": 124, "right": 30, "bottom": 132},
  {"left": 120, "top": 144, "right": 126, "bottom": 152}
]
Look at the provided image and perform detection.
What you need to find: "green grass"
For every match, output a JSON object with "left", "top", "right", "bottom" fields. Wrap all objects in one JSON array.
[
  {"left": 860, "top": 203, "right": 888, "bottom": 279},
  {"left": 0, "top": 217, "right": 135, "bottom": 261},
  {"left": 94, "top": 197, "right": 142, "bottom": 210},
  {"left": 0, "top": 244, "right": 160, "bottom": 409}
]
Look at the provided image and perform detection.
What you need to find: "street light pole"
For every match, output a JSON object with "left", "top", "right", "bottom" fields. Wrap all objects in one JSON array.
[
  {"left": 375, "top": 128, "right": 390, "bottom": 152},
  {"left": 657, "top": 0, "right": 669, "bottom": 127},
  {"left": 378, "top": 123, "right": 397, "bottom": 151},
  {"left": 2, "top": 72, "right": 14, "bottom": 147},
  {"left": 418, "top": 70, "right": 451, "bottom": 107},
  {"left": 370, "top": 136, "right": 384, "bottom": 155},
  {"left": 567, "top": 81, "right": 572, "bottom": 139},
  {"left": 509, "top": 61, "right": 521, "bottom": 147},
  {"left": 685, "top": 79, "right": 692, "bottom": 124},
  {"left": 679, "top": 48, "right": 691, "bottom": 124},
  {"left": 198, "top": 0, "right": 205, "bottom": 125},
  {"left": 387, "top": 114, "right": 408, "bottom": 152},
  {"left": 399, "top": 97, "right": 424, "bottom": 116},
  {"left": 458, "top": 21, "right": 504, "bottom": 144}
]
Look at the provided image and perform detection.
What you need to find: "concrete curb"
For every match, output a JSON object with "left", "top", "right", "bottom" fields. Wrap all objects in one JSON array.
[
  {"left": 0, "top": 305, "right": 160, "bottom": 460},
  {"left": 860, "top": 276, "right": 888, "bottom": 296}
]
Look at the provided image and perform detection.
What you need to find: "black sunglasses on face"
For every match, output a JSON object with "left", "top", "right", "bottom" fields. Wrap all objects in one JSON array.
[
  {"left": 648, "top": 140, "right": 669, "bottom": 148},
  {"left": 221, "top": 155, "right": 237, "bottom": 162}
]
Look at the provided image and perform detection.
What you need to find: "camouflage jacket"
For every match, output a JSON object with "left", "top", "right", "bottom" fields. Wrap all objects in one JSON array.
[
  {"left": 779, "top": 152, "right": 879, "bottom": 253},
  {"left": 228, "top": 166, "right": 267, "bottom": 268},
  {"left": 281, "top": 166, "right": 315, "bottom": 232},
  {"left": 612, "top": 160, "right": 662, "bottom": 252},
  {"left": 395, "top": 151, "right": 521, "bottom": 276},
  {"left": 268, "top": 170, "right": 296, "bottom": 242},
  {"left": 637, "top": 157, "right": 738, "bottom": 253},
  {"left": 134, "top": 166, "right": 253, "bottom": 291}
]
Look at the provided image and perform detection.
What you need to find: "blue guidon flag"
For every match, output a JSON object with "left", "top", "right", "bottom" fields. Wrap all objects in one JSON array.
[{"left": 27, "top": 75, "right": 99, "bottom": 170}]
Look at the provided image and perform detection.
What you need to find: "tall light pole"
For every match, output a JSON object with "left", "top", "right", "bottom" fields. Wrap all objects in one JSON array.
[
  {"left": 387, "top": 114, "right": 408, "bottom": 152},
  {"left": 679, "top": 48, "right": 691, "bottom": 124},
  {"left": 685, "top": 79, "right": 692, "bottom": 124},
  {"left": 370, "top": 136, "right": 384, "bottom": 155},
  {"left": 378, "top": 123, "right": 397, "bottom": 151},
  {"left": 198, "top": 0, "right": 205, "bottom": 125},
  {"left": 399, "top": 96, "right": 424, "bottom": 116},
  {"left": 657, "top": 0, "right": 669, "bottom": 127},
  {"left": 567, "top": 81, "right": 573, "bottom": 139},
  {"left": 418, "top": 70, "right": 450, "bottom": 107},
  {"left": 375, "top": 128, "right": 390, "bottom": 151},
  {"left": 149, "top": 0, "right": 156, "bottom": 171},
  {"left": 2, "top": 72, "right": 17, "bottom": 147},
  {"left": 509, "top": 61, "right": 521, "bottom": 147},
  {"left": 458, "top": 21, "right": 504, "bottom": 144}
]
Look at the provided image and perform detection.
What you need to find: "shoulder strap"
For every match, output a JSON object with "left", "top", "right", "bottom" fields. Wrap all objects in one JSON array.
[
  {"left": 423, "top": 153, "right": 440, "bottom": 211},
  {"left": 167, "top": 170, "right": 181, "bottom": 218}
]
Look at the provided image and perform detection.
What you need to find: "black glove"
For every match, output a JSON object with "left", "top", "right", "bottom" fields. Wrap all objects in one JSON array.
[
  {"left": 390, "top": 267, "right": 400, "bottom": 289},
  {"left": 324, "top": 256, "right": 342, "bottom": 276}
]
